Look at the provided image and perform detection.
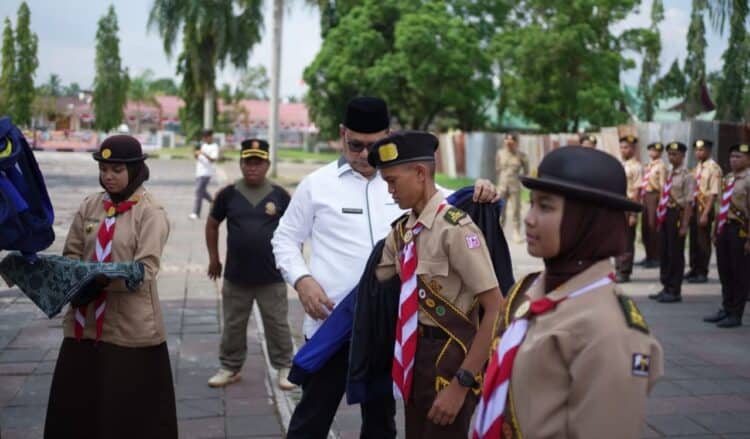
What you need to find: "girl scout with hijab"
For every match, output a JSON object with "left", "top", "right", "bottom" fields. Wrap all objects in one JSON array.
[
  {"left": 45, "top": 135, "right": 177, "bottom": 438},
  {"left": 474, "top": 146, "right": 663, "bottom": 439}
]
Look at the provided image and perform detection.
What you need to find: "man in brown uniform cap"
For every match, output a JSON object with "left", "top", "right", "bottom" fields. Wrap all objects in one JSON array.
[
  {"left": 638, "top": 142, "right": 667, "bottom": 268},
  {"left": 370, "top": 131, "right": 503, "bottom": 439},
  {"left": 703, "top": 143, "right": 750, "bottom": 328},
  {"left": 686, "top": 139, "right": 722, "bottom": 284},
  {"left": 615, "top": 135, "right": 642, "bottom": 283}
]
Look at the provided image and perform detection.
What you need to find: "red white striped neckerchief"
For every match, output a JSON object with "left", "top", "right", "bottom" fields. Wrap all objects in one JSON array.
[
  {"left": 640, "top": 162, "right": 653, "bottom": 199},
  {"left": 716, "top": 176, "right": 736, "bottom": 236},
  {"left": 392, "top": 200, "right": 447, "bottom": 403},
  {"left": 472, "top": 272, "right": 616, "bottom": 439},
  {"left": 74, "top": 196, "right": 138, "bottom": 341},
  {"left": 656, "top": 171, "right": 674, "bottom": 227}
]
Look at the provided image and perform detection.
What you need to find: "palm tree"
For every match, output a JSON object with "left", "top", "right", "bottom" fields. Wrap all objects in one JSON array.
[
  {"left": 127, "top": 69, "right": 161, "bottom": 133},
  {"left": 148, "top": 0, "right": 264, "bottom": 131}
]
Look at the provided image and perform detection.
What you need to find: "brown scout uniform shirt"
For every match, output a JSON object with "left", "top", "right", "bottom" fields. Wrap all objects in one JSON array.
[
  {"left": 727, "top": 168, "right": 750, "bottom": 236},
  {"left": 693, "top": 158, "right": 722, "bottom": 210},
  {"left": 622, "top": 157, "right": 643, "bottom": 201},
  {"left": 506, "top": 260, "right": 663, "bottom": 438},
  {"left": 668, "top": 166, "right": 695, "bottom": 209},
  {"left": 644, "top": 159, "right": 667, "bottom": 193},
  {"left": 62, "top": 187, "right": 170, "bottom": 347},
  {"left": 376, "top": 191, "right": 499, "bottom": 326},
  {"left": 496, "top": 149, "right": 529, "bottom": 194}
]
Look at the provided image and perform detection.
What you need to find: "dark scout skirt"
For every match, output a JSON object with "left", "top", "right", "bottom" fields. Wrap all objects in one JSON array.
[{"left": 44, "top": 338, "right": 177, "bottom": 439}]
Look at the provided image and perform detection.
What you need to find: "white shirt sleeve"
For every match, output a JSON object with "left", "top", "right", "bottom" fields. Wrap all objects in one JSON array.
[
  {"left": 272, "top": 175, "right": 314, "bottom": 287},
  {"left": 204, "top": 143, "right": 220, "bottom": 160}
]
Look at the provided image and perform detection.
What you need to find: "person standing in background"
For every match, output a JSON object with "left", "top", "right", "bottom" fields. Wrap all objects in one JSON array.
[
  {"left": 615, "top": 135, "right": 642, "bottom": 283},
  {"left": 638, "top": 142, "right": 667, "bottom": 269},
  {"left": 496, "top": 132, "right": 529, "bottom": 243},
  {"left": 190, "top": 129, "right": 220, "bottom": 220}
]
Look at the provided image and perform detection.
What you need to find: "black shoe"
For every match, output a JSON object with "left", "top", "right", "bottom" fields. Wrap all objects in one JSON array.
[
  {"left": 658, "top": 292, "right": 682, "bottom": 303},
  {"left": 687, "top": 275, "right": 708, "bottom": 284},
  {"left": 703, "top": 309, "right": 728, "bottom": 323},
  {"left": 684, "top": 271, "right": 696, "bottom": 280},
  {"left": 635, "top": 258, "right": 648, "bottom": 266},
  {"left": 615, "top": 273, "right": 630, "bottom": 283},
  {"left": 716, "top": 315, "right": 742, "bottom": 328},
  {"left": 644, "top": 260, "right": 660, "bottom": 269},
  {"left": 648, "top": 290, "right": 665, "bottom": 300}
]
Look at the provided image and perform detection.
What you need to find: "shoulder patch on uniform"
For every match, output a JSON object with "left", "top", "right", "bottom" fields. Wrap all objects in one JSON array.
[
  {"left": 631, "top": 353, "right": 651, "bottom": 377},
  {"left": 617, "top": 295, "right": 650, "bottom": 334},
  {"left": 443, "top": 207, "right": 467, "bottom": 225},
  {"left": 391, "top": 212, "right": 409, "bottom": 228}
]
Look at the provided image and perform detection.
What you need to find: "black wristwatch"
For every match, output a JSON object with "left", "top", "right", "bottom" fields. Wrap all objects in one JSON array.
[{"left": 454, "top": 368, "right": 479, "bottom": 389}]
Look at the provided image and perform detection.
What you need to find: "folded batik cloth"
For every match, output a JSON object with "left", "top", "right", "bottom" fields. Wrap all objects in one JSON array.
[{"left": 0, "top": 253, "right": 144, "bottom": 318}]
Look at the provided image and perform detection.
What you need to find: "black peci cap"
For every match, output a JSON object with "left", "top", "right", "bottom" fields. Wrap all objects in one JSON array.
[
  {"left": 240, "top": 138, "right": 270, "bottom": 160},
  {"left": 693, "top": 139, "right": 713, "bottom": 149},
  {"left": 344, "top": 97, "right": 390, "bottom": 134},
  {"left": 619, "top": 134, "right": 638, "bottom": 144},
  {"left": 647, "top": 142, "right": 664, "bottom": 151},
  {"left": 666, "top": 141, "right": 687, "bottom": 152},
  {"left": 730, "top": 143, "right": 750, "bottom": 154}
]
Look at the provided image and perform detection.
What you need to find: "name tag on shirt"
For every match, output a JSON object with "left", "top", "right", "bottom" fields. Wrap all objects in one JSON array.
[{"left": 341, "top": 208, "right": 363, "bottom": 214}]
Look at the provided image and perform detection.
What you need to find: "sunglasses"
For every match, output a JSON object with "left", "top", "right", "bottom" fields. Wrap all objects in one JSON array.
[{"left": 346, "top": 139, "right": 377, "bottom": 153}]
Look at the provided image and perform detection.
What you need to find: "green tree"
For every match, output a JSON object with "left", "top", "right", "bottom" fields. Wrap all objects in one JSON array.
[
  {"left": 304, "top": 0, "right": 494, "bottom": 139},
  {"left": 0, "top": 18, "right": 15, "bottom": 118},
  {"left": 494, "top": 0, "right": 639, "bottom": 132},
  {"left": 636, "top": 0, "right": 664, "bottom": 121},
  {"left": 93, "top": 5, "right": 129, "bottom": 132},
  {"left": 38, "top": 73, "right": 63, "bottom": 97},
  {"left": 63, "top": 82, "right": 82, "bottom": 97},
  {"left": 14, "top": 2, "right": 38, "bottom": 126},
  {"left": 683, "top": 0, "right": 708, "bottom": 119},
  {"left": 238, "top": 65, "right": 270, "bottom": 100},
  {"left": 712, "top": 0, "right": 748, "bottom": 121},
  {"left": 148, "top": 0, "right": 264, "bottom": 136},
  {"left": 655, "top": 59, "right": 687, "bottom": 99},
  {"left": 149, "top": 77, "right": 179, "bottom": 95},
  {"left": 128, "top": 69, "right": 161, "bottom": 133}
]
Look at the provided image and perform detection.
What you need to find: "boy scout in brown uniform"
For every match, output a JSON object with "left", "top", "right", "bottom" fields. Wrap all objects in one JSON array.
[
  {"left": 639, "top": 142, "right": 667, "bottom": 268},
  {"left": 615, "top": 135, "right": 643, "bottom": 283},
  {"left": 496, "top": 132, "right": 529, "bottom": 243},
  {"left": 650, "top": 142, "right": 694, "bottom": 303},
  {"left": 703, "top": 143, "right": 750, "bottom": 328},
  {"left": 686, "top": 139, "right": 723, "bottom": 284},
  {"left": 370, "top": 131, "right": 503, "bottom": 439}
]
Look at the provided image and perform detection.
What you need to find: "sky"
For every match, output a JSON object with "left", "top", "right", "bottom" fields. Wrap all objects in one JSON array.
[{"left": 0, "top": 0, "right": 730, "bottom": 99}]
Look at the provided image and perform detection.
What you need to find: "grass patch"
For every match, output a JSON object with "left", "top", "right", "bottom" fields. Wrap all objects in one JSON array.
[{"left": 435, "top": 174, "right": 478, "bottom": 190}]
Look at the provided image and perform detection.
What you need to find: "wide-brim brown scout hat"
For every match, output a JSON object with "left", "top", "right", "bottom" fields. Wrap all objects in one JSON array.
[
  {"left": 521, "top": 146, "right": 642, "bottom": 212},
  {"left": 92, "top": 135, "right": 148, "bottom": 163}
]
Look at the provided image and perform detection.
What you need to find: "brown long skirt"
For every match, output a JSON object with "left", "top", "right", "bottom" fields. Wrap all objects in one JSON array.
[{"left": 44, "top": 338, "right": 177, "bottom": 439}]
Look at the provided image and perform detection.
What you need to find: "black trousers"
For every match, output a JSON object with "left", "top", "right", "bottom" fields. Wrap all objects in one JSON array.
[
  {"left": 689, "top": 205, "right": 714, "bottom": 277},
  {"left": 616, "top": 222, "right": 637, "bottom": 276},
  {"left": 660, "top": 208, "right": 686, "bottom": 295},
  {"left": 716, "top": 222, "right": 750, "bottom": 319},
  {"left": 287, "top": 343, "right": 396, "bottom": 439}
]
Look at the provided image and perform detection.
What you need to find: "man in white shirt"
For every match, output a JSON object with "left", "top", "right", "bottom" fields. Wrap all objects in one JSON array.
[
  {"left": 272, "top": 97, "right": 498, "bottom": 438},
  {"left": 190, "top": 129, "right": 220, "bottom": 219}
]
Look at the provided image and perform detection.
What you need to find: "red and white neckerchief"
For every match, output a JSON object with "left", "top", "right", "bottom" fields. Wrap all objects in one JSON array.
[
  {"left": 392, "top": 201, "right": 447, "bottom": 403},
  {"left": 692, "top": 163, "right": 703, "bottom": 206},
  {"left": 656, "top": 171, "right": 674, "bottom": 227},
  {"left": 74, "top": 197, "right": 138, "bottom": 341},
  {"left": 716, "top": 177, "right": 736, "bottom": 236},
  {"left": 472, "top": 273, "right": 615, "bottom": 439},
  {"left": 640, "top": 162, "right": 653, "bottom": 198}
]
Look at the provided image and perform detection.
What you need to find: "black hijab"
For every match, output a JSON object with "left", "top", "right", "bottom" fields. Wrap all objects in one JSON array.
[{"left": 100, "top": 161, "right": 150, "bottom": 204}]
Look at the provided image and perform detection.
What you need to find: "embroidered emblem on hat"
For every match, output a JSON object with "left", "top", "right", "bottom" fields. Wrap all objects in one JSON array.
[
  {"left": 102, "top": 148, "right": 112, "bottom": 159},
  {"left": 425, "top": 298, "right": 436, "bottom": 308},
  {"left": 632, "top": 353, "right": 651, "bottom": 377},
  {"left": 378, "top": 143, "right": 399, "bottom": 162},
  {"left": 669, "top": 142, "right": 679, "bottom": 150},
  {"left": 741, "top": 144, "right": 750, "bottom": 153},
  {"left": 435, "top": 305, "right": 446, "bottom": 316},
  {"left": 627, "top": 135, "right": 635, "bottom": 143},
  {"left": 655, "top": 143, "right": 662, "bottom": 150},
  {"left": 265, "top": 202, "right": 277, "bottom": 216},
  {"left": 514, "top": 300, "right": 530, "bottom": 320},
  {"left": 418, "top": 289, "right": 427, "bottom": 299},
  {"left": 465, "top": 234, "right": 481, "bottom": 249},
  {"left": 696, "top": 140, "right": 704, "bottom": 148}
]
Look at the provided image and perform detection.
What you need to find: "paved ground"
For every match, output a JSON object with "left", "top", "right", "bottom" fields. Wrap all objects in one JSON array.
[{"left": 1, "top": 151, "right": 749, "bottom": 438}]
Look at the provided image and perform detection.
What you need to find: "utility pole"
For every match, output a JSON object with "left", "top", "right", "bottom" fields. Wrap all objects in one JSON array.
[{"left": 269, "top": 0, "right": 283, "bottom": 177}]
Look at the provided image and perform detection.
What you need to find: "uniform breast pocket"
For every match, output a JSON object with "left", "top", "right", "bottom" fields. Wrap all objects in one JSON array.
[{"left": 416, "top": 259, "right": 450, "bottom": 279}]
